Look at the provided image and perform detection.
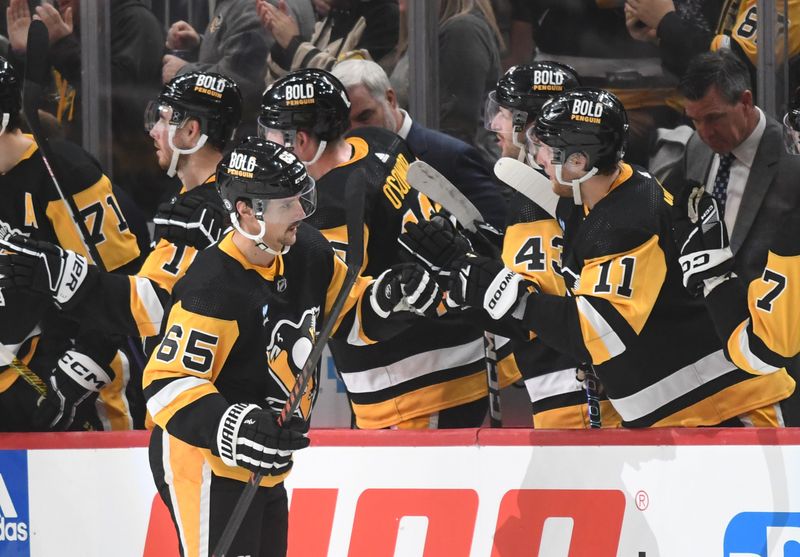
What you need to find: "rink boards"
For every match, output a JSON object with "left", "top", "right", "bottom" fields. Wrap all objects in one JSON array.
[{"left": 0, "top": 428, "right": 799, "bottom": 556}]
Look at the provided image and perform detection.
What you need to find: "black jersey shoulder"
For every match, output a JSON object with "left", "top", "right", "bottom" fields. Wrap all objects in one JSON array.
[
  {"left": 507, "top": 190, "right": 557, "bottom": 226},
  {"left": 578, "top": 165, "right": 670, "bottom": 257}
]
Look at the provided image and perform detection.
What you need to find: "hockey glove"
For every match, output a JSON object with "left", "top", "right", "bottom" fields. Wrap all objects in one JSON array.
[
  {"left": 0, "top": 233, "right": 92, "bottom": 310},
  {"left": 398, "top": 217, "right": 472, "bottom": 277},
  {"left": 215, "top": 403, "right": 310, "bottom": 476},
  {"left": 369, "top": 263, "right": 442, "bottom": 319},
  {"left": 448, "top": 254, "right": 529, "bottom": 320},
  {"left": 33, "top": 350, "right": 112, "bottom": 431},
  {"left": 463, "top": 221, "right": 504, "bottom": 259},
  {"left": 673, "top": 186, "right": 734, "bottom": 296},
  {"left": 153, "top": 194, "right": 227, "bottom": 249}
]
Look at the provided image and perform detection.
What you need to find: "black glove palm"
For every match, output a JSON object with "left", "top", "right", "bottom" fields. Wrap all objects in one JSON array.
[
  {"left": 398, "top": 217, "right": 472, "bottom": 277},
  {"left": 370, "top": 263, "right": 442, "bottom": 319},
  {"left": 673, "top": 186, "right": 734, "bottom": 296},
  {"left": 153, "top": 194, "right": 227, "bottom": 249}
]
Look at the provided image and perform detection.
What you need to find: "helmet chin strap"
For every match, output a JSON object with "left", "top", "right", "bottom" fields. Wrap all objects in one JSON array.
[
  {"left": 0, "top": 113, "right": 9, "bottom": 136},
  {"left": 512, "top": 125, "right": 528, "bottom": 163},
  {"left": 554, "top": 164, "right": 598, "bottom": 205},
  {"left": 166, "top": 125, "right": 208, "bottom": 177},
  {"left": 229, "top": 212, "right": 291, "bottom": 256},
  {"left": 301, "top": 139, "right": 327, "bottom": 166}
]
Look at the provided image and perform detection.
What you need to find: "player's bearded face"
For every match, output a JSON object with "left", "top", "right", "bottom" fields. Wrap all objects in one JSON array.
[
  {"left": 489, "top": 107, "right": 520, "bottom": 158},
  {"left": 261, "top": 193, "right": 314, "bottom": 250}
]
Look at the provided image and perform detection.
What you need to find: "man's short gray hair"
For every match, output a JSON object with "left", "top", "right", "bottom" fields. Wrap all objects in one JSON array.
[{"left": 331, "top": 59, "right": 392, "bottom": 100}]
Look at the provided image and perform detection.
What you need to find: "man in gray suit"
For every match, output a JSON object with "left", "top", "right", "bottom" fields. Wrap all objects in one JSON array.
[
  {"left": 677, "top": 49, "right": 800, "bottom": 425},
  {"left": 678, "top": 50, "right": 800, "bottom": 284}
]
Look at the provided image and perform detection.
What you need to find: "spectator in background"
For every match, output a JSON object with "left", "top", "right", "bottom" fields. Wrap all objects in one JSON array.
[
  {"left": 331, "top": 58, "right": 507, "bottom": 229},
  {"left": 625, "top": 0, "right": 800, "bottom": 86},
  {"left": 674, "top": 50, "right": 800, "bottom": 424},
  {"left": 503, "top": 1, "right": 683, "bottom": 167},
  {"left": 259, "top": 0, "right": 399, "bottom": 84},
  {"left": 5, "top": 0, "right": 165, "bottom": 218},
  {"left": 163, "top": 0, "right": 315, "bottom": 137},
  {"left": 390, "top": 0, "right": 503, "bottom": 164}
]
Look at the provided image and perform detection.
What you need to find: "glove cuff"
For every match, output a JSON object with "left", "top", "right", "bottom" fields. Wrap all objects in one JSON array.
[
  {"left": 53, "top": 251, "right": 89, "bottom": 306},
  {"left": 56, "top": 350, "right": 112, "bottom": 392},
  {"left": 369, "top": 269, "right": 394, "bottom": 319},
  {"left": 216, "top": 403, "right": 260, "bottom": 467},
  {"left": 483, "top": 267, "right": 524, "bottom": 320}
]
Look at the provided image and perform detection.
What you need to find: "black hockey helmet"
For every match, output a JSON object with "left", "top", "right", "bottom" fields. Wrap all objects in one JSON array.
[
  {"left": 0, "top": 56, "right": 21, "bottom": 134},
  {"left": 259, "top": 68, "right": 351, "bottom": 142},
  {"left": 217, "top": 136, "right": 316, "bottom": 218},
  {"left": 783, "top": 86, "right": 800, "bottom": 154},
  {"left": 529, "top": 87, "right": 628, "bottom": 173},
  {"left": 487, "top": 62, "right": 582, "bottom": 126},
  {"left": 145, "top": 71, "right": 242, "bottom": 150}
]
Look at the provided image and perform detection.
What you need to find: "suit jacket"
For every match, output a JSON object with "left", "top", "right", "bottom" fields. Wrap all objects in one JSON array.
[
  {"left": 406, "top": 120, "right": 507, "bottom": 230},
  {"left": 681, "top": 114, "right": 800, "bottom": 283}
]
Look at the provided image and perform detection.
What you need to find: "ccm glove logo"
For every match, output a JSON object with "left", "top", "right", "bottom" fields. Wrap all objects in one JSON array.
[{"left": 58, "top": 350, "right": 112, "bottom": 392}]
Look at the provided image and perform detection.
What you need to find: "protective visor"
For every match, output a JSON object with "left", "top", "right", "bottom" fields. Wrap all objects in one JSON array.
[
  {"left": 251, "top": 178, "right": 317, "bottom": 225},
  {"left": 144, "top": 101, "right": 192, "bottom": 133},
  {"left": 484, "top": 91, "right": 528, "bottom": 132},
  {"left": 257, "top": 122, "right": 297, "bottom": 147}
]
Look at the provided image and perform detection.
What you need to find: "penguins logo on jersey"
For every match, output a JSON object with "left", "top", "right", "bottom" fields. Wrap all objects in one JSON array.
[{"left": 265, "top": 307, "right": 320, "bottom": 418}]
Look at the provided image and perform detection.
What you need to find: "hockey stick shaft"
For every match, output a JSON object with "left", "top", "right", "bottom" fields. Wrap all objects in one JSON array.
[
  {"left": 22, "top": 20, "right": 106, "bottom": 272},
  {"left": 579, "top": 363, "right": 602, "bottom": 429},
  {"left": 405, "top": 161, "right": 503, "bottom": 426},
  {"left": 212, "top": 169, "right": 368, "bottom": 557}
]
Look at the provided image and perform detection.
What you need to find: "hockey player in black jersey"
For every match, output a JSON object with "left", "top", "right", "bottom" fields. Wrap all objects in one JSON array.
[
  {"left": 1, "top": 71, "right": 240, "bottom": 343},
  {"left": 0, "top": 56, "right": 143, "bottom": 431},
  {"left": 143, "top": 138, "right": 440, "bottom": 557},
  {"left": 668, "top": 98, "right": 800, "bottom": 380},
  {"left": 259, "top": 68, "right": 499, "bottom": 429},
  {"left": 0, "top": 70, "right": 242, "bottom": 430},
  {"left": 405, "top": 87, "right": 795, "bottom": 427},
  {"left": 482, "top": 62, "right": 622, "bottom": 428}
]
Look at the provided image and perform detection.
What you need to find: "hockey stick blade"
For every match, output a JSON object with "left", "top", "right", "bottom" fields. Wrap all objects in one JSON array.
[
  {"left": 212, "top": 169, "right": 368, "bottom": 557},
  {"left": 494, "top": 157, "right": 559, "bottom": 218},
  {"left": 407, "top": 160, "right": 483, "bottom": 232}
]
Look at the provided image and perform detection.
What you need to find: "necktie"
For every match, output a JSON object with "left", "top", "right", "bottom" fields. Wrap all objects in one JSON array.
[{"left": 711, "top": 152, "right": 735, "bottom": 218}]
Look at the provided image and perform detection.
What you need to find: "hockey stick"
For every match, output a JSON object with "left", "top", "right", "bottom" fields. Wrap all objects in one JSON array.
[
  {"left": 0, "top": 343, "right": 47, "bottom": 396},
  {"left": 212, "top": 169, "right": 368, "bottom": 557},
  {"left": 494, "top": 158, "right": 603, "bottom": 428},
  {"left": 493, "top": 157, "right": 559, "bottom": 218},
  {"left": 405, "top": 160, "right": 502, "bottom": 427},
  {"left": 578, "top": 363, "right": 602, "bottom": 429},
  {"left": 22, "top": 20, "right": 106, "bottom": 272},
  {"left": 407, "top": 160, "right": 483, "bottom": 233}
]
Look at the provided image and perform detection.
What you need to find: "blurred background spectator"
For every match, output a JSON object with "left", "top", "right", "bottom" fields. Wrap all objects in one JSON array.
[
  {"left": 502, "top": 0, "right": 684, "bottom": 167},
  {"left": 390, "top": 0, "right": 503, "bottom": 165},
  {"left": 163, "top": 0, "right": 315, "bottom": 140},
  {"left": 3, "top": 0, "right": 164, "bottom": 220},
  {"left": 260, "top": 0, "right": 399, "bottom": 84}
]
